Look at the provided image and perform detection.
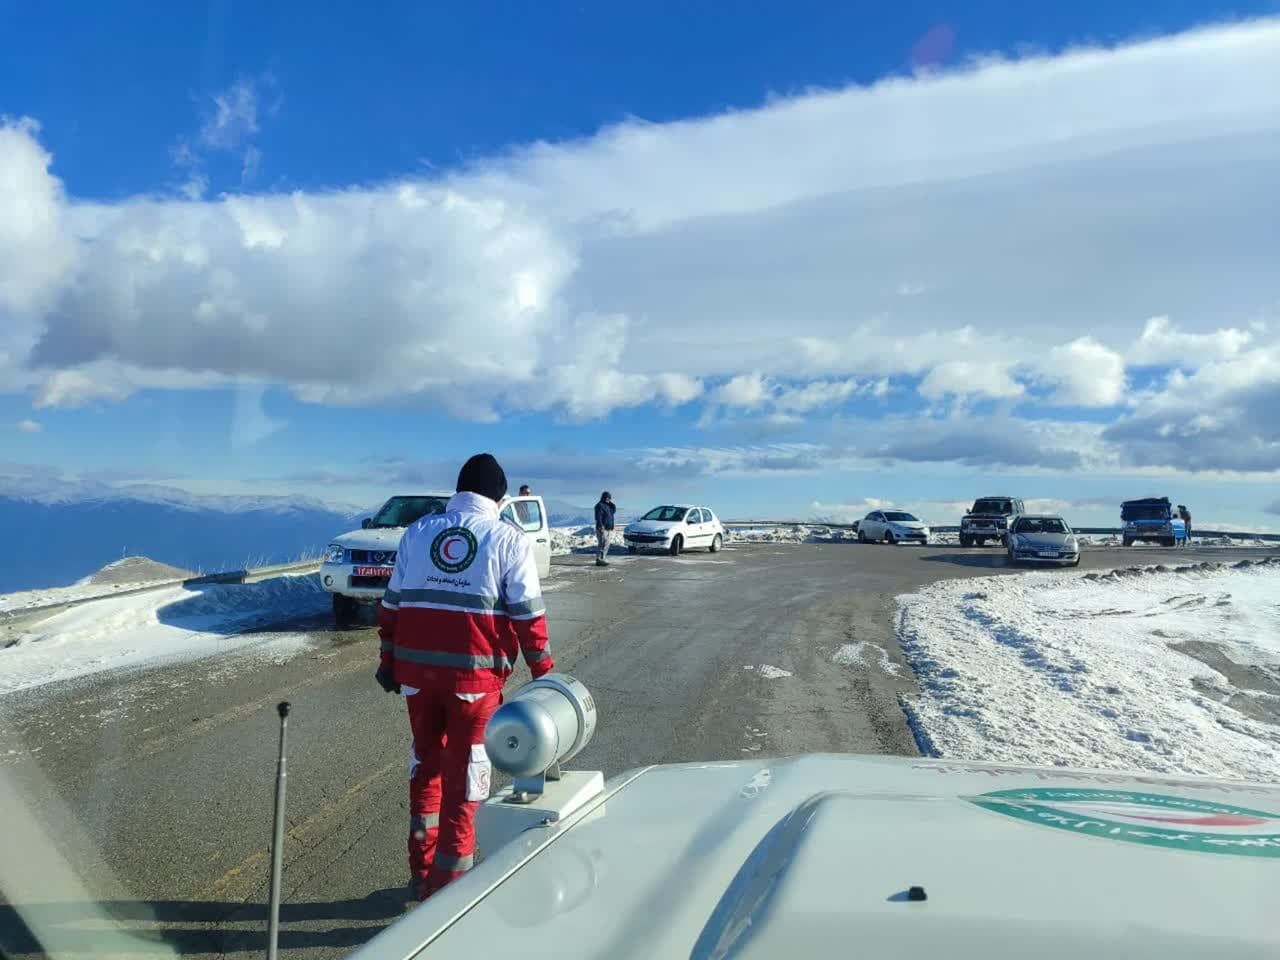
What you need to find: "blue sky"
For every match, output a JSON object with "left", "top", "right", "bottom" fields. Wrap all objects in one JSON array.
[{"left": 2, "top": 2, "right": 1279, "bottom": 526}]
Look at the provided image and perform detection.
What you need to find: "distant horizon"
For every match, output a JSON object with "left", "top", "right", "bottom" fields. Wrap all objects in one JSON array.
[{"left": 1, "top": 469, "right": 1275, "bottom": 534}]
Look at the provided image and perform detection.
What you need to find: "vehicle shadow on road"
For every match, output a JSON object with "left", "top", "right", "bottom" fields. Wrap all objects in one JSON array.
[
  {"left": 918, "top": 553, "right": 1011, "bottom": 569},
  {"left": 0, "top": 888, "right": 407, "bottom": 955}
]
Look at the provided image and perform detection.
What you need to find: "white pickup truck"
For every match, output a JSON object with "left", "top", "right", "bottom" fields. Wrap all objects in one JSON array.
[{"left": 320, "top": 493, "right": 551, "bottom": 627}]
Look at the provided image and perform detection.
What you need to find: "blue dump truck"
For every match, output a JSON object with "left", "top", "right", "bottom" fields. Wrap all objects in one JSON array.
[{"left": 1121, "top": 497, "right": 1187, "bottom": 547}]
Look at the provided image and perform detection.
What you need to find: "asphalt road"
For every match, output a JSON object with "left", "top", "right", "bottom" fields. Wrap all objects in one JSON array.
[{"left": 1, "top": 540, "right": 1275, "bottom": 959}]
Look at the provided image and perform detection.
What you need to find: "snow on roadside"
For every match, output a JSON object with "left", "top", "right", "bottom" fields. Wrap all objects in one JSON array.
[
  {"left": 551, "top": 526, "right": 625, "bottom": 556},
  {"left": 833, "top": 641, "right": 901, "bottom": 675},
  {"left": 0, "top": 577, "right": 186, "bottom": 616},
  {"left": 742, "top": 664, "right": 793, "bottom": 679},
  {"left": 896, "top": 558, "right": 1280, "bottom": 782},
  {"left": 0, "top": 574, "right": 326, "bottom": 696}
]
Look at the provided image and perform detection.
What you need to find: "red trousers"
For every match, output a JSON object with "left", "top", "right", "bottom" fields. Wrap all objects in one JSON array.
[{"left": 406, "top": 691, "right": 500, "bottom": 896}]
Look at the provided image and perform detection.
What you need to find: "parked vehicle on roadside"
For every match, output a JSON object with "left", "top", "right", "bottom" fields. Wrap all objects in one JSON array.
[
  {"left": 623, "top": 505, "right": 724, "bottom": 556},
  {"left": 857, "top": 510, "right": 930, "bottom": 544},
  {"left": 320, "top": 493, "right": 551, "bottom": 627},
  {"left": 1121, "top": 497, "right": 1187, "bottom": 547},
  {"left": 1006, "top": 515, "right": 1081, "bottom": 566},
  {"left": 959, "top": 497, "right": 1025, "bottom": 547}
]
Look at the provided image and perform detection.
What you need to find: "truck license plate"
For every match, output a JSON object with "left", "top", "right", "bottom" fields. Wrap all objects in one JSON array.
[{"left": 353, "top": 566, "right": 392, "bottom": 577}]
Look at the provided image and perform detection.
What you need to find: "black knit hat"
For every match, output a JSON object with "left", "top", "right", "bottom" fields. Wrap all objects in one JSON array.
[{"left": 456, "top": 453, "right": 508, "bottom": 503}]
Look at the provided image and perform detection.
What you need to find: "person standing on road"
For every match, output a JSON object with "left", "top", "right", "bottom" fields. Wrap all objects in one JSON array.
[
  {"left": 375, "top": 453, "right": 554, "bottom": 900},
  {"left": 594, "top": 491, "right": 616, "bottom": 566},
  {"left": 1179, "top": 504, "right": 1192, "bottom": 543}
]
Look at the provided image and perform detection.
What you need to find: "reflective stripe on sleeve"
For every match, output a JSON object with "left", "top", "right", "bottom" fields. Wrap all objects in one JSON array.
[
  {"left": 506, "top": 597, "right": 546, "bottom": 619},
  {"left": 434, "top": 852, "right": 474, "bottom": 872},
  {"left": 392, "top": 647, "right": 515, "bottom": 672},
  {"left": 524, "top": 648, "right": 552, "bottom": 664},
  {"left": 383, "top": 588, "right": 401, "bottom": 606},
  {"left": 410, "top": 813, "right": 439, "bottom": 832}
]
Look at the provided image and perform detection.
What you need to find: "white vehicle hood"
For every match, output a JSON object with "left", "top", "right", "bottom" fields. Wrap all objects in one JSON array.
[
  {"left": 626, "top": 521, "right": 678, "bottom": 535},
  {"left": 330, "top": 527, "right": 404, "bottom": 552},
  {"left": 888, "top": 520, "right": 928, "bottom": 530},
  {"left": 362, "top": 754, "right": 1280, "bottom": 959}
]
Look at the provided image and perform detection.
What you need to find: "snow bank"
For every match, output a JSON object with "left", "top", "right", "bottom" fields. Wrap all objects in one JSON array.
[
  {"left": 727, "top": 525, "right": 966, "bottom": 546},
  {"left": 550, "top": 527, "right": 626, "bottom": 556},
  {"left": 0, "top": 574, "right": 326, "bottom": 695},
  {"left": 0, "top": 577, "right": 185, "bottom": 616},
  {"left": 743, "top": 664, "right": 793, "bottom": 679},
  {"left": 727, "top": 524, "right": 863, "bottom": 544},
  {"left": 896, "top": 558, "right": 1280, "bottom": 781},
  {"left": 77, "top": 556, "right": 192, "bottom": 585}
]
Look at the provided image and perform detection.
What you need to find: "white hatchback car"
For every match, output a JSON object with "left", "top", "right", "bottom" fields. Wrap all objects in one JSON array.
[
  {"left": 320, "top": 493, "right": 551, "bottom": 627},
  {"left": 623, "top": 504, "right": 725, "bottom": 556},
  {"left": 857, "top": 509, "right": 931, "bottom": 545}
]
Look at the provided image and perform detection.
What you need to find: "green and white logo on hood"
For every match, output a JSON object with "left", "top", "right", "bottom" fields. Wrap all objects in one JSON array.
[{"left": 971, "top": 787, "right": 1280, "bottom": 857}]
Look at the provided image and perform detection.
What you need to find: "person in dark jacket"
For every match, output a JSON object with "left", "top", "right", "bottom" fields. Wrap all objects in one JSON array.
[
  {"left": 594, "top": 492, "right": 616, "bottom": 566},
  {"left": 1178, "top": 504, "right": 1192, "bottom": 543}
]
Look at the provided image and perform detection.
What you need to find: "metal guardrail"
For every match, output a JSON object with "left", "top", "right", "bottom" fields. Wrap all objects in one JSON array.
[
  {"left": 1, "top": 560, "right": 323, "bottom": 623},
  {"left": 187, "top": 559, "right": 322, "bottom": 585}
]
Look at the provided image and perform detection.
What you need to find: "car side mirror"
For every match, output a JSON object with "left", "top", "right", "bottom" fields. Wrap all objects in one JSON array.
[{"left": 361, "top": 517, "right": 372, "bottom": 529}]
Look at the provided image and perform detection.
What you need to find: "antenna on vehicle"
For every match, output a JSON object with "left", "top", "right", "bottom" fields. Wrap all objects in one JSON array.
[{"left": 267, "top": 701, "right": 291, "bottom": 960}]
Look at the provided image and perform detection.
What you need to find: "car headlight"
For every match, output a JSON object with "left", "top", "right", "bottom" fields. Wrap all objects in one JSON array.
[{"left": 324, "top": 543, "right": 345, "bottom": 563}]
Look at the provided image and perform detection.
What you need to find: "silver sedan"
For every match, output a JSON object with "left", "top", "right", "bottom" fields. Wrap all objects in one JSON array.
[{"left": 1006, "top": 515, "right": 1081, "bottom": 566}]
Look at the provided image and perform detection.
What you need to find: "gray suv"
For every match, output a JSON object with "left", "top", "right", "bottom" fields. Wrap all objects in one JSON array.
[{"left": 959, "top": 497, "right": 1025, "bottom": 547}]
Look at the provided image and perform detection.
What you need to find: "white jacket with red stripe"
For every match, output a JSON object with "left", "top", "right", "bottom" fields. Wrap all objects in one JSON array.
[{"left": 378, "top": 491, "right": 553, "bottom": 693}]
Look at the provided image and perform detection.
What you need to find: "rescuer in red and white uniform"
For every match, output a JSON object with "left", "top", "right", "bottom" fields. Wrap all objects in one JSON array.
[{"left": 376, "top": 453, "right": 554, "bottom": 899}]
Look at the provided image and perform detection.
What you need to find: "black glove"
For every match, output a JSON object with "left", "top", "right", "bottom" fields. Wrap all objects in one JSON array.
[{"left": 375, "top": 666, "right": 401, "bottom": 694}]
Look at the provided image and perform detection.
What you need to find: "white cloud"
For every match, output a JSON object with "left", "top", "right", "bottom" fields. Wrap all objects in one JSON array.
[
  {"left": 774, "top": 378, "right": 860, "bottom": 412},
  {"left": 15, "top": 418, "right": 41, "bottom": 433},
  {"left": 703, "top": 374, "right": 865, "bottom": 425},
  {"left": 170, "top": 77, "right": 275, "bottom": 197},
  {"left": 919, "top": 361, "right": 1024, "bottom": 400},
  {"left": 1, "top": 19, "right": 1279, "bottom": 451},
  {"left": 0, "top": 118, "right": 75, "bottom": 315},
  {"left": 200, "top": 78, "right": 263, "bottom": 150},
  {"left": 1104, "top": 344, "right": 1280, "bottom": 471},
  {"left": 518, "top": 314, "right": 703, "bottom": 421},
  {"left": 33, "top": 368, "right": 132, "bottom": 408},
  {"left": 811, "top": 499, "right": 892, "bottom": 522},
  {"left": 1041, "top": 337, "right": 1127, "bottom": 406},
  {"left": 241, "top": 145, "right": 262, "bottom": 184},
  {"left": 1128, "top": 315, "right": 1254, "bottom": 366},
  {"left": 31, "top": 362, "right": 229, "bottom": 409},
  {"left": 713, "top": 372, "right": 771, "bottom": 410},
  {"left": 231, "top": 382, "right": 286, "bottom": 447}
]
